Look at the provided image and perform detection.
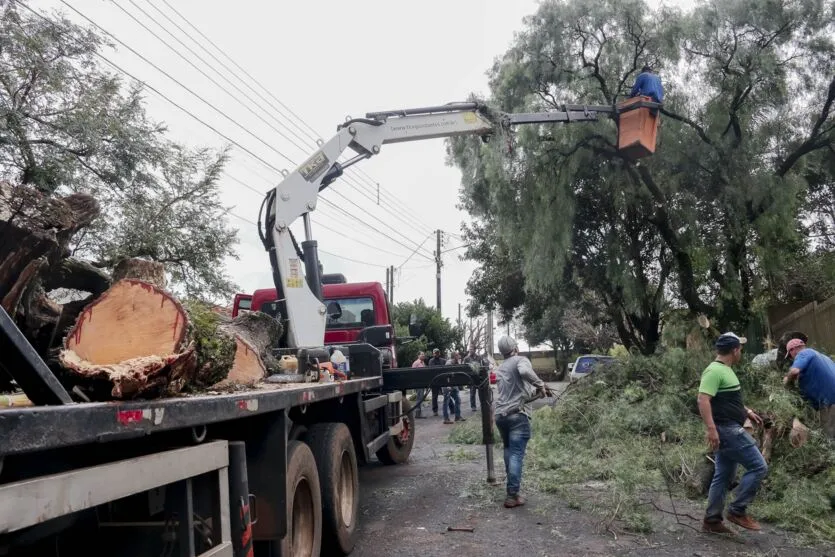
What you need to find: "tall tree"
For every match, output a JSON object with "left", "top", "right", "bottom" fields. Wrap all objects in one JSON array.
[
  {"left": 0, "top": 3, "right": 238, "bottom": 301},
  {"left": 450, "top": 0, "right": 835, "bottom": 352},
  {"left": 390, "top": 299, "right": 462, "bottom": 366}
]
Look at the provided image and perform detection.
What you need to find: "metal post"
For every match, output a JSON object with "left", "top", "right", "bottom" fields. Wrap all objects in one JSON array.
[
  {"left": 390, "top": 265, "right": 395, "bottom": 304},
  {"left": 229, "top": 442, "right": 254, "bottom": 557},
  {"left": 478, "top": 367, "right": 496, "bottom": 484},
  {"left": 167, "top": 479, "right": 196, "bottom": 557},
  {"left": 385, "top": 267, "right": 390, "bottom": 301},
  {"left": 435, "top": 229, "right": 442, "bottom": 312}
]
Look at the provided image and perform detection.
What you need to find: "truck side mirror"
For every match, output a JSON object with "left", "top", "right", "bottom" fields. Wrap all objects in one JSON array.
[
  {"left": 358, "top": 324, "right": 393, "bottom": 348},
  {"left": 326, "top": 301, "right": 342, "bottom": 320}
]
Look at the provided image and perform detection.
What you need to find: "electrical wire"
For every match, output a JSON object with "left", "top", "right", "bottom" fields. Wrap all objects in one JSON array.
[
  {"left": 19, "top": 1, "right": 437, "bottom": 260},
  {"left": 135, "top": 0, "right": 435, "bottom": 238},
  {"left": 397, "top": 232, "right": 435, "bottom": 269},
  {"left": 113, "top": 0, "right": 436, "bottom": 244},
  {"left": 144, "top": 0, "right": 437, "bottom": 237}
]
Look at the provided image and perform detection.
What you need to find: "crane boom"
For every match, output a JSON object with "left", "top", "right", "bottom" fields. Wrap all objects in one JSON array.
[{"left": 259, "top": 100, "right": 658, "bottom": 348}]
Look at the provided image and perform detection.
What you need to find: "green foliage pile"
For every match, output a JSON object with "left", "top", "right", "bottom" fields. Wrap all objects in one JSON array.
[
  {"left": 531, "top": 351, "right": 835, "bottom": 539},
  {"left": 451, "top": 350, "right": 835, "bottom": 540}
]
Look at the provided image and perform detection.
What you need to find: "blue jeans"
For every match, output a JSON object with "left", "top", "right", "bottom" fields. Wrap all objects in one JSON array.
[
  {"left": 443, "top": 388, "right": 462, "bottom": 420},
  {"left": 469, "top": 386, "right": 479, "bottom": 410},
  {"left": 705, "top": 424, "right": 768, "bottom": 521},
  {"left": 495, "top": 412, "right": 531, "bottom": 496}
]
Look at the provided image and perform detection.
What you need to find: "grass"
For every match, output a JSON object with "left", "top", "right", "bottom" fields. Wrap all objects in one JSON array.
[
  {"left": 449, "top": 349, "right": 835, "bottom": 542},
  {"left": 445, "top": 447, "right": 478, "bottom": 462}
]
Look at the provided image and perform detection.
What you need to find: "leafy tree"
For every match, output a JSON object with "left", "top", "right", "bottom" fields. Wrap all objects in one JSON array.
[
  {"left": 0, "top": 4, "right": 238, "bottom": 301},
  {"left": 391, "top": 299, "right": 462, "bottom": 366},
  {"left": 450, "top": 0, "right": 835, "bottom": 353}
]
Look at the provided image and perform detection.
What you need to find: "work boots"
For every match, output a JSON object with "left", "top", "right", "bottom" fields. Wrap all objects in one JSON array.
[{"left": 503, "top": 495, "right": 526, "bottom": 508}]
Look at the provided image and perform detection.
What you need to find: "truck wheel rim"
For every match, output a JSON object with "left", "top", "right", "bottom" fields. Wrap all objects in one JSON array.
[
  {"left": 291, "top": 478, "right": 315, "bottom": 556},
  {"left": 339, "top": 450, "right": 355, "bottom": 527}
]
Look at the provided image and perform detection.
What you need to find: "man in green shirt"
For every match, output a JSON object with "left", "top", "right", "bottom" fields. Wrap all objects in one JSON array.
[{"left": 698, "top": 333, "right": 767, "bottom": 533}]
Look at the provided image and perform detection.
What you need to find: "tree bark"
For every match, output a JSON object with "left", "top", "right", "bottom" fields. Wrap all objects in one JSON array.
[
  {"left": 112, "top": 257, "right": 167, "bottom": 289},
  {"left": 0, "top": 182, "right": 100, "bottom": 346},
  {"left": 213, "top": 311, "right": 283, "bottom": 388}
]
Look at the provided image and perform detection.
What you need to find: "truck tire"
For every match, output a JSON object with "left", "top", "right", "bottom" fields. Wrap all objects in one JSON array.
[
  {"left": 375, "top": 399, "right": 415, "bottom": 465},
  {"left": 305, "top": 423, "right": 359, "bottom": 555},
  {"left": 280, "top": 441, "right": 322, "bottom": 557}
]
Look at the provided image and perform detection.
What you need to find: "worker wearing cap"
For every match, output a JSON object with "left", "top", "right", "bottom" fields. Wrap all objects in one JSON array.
[
  {"left": 698, "top": 333, "right": 767, "bottom": 533},
  {"left": 494, "top": 336, "right": 551, "bottom": 509},
  {"left": 783, "top": 339, "right": 835, "bottom": 439}
]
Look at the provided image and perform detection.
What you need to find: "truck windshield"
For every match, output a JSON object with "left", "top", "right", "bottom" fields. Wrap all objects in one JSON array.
[{"left": 326, "top": 297, "right": 375, "bottom": 329}]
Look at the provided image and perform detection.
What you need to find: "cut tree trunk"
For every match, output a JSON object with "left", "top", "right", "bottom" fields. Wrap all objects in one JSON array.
[
  {"left": 0, "top": 182, "right": 100, "bottom": 358},
  {"left": 59, "top": 280, "right": 283, "bottom": 399},
  {"left": 212, "top": 311, "right": 283, "bottom": 388},
  {"left": 59, "top": 279, "right": 197, "bottom": 399}
]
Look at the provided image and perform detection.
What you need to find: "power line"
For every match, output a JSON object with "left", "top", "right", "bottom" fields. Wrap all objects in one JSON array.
[
  {"left": 117, "top": 0, "right": 311, "bottom": 157},
  {"left": 146, "top": 0, "right": 436, "bottom": 236},
  {"left": 55, "top": 0, "right": 301, "bottom": 169},
  {"left": 15, "top": 0, "right": 290, "bottom": 177},
  {"left": 219, "top": 169, "right": 431, "bottom": 260},
  {"left": 397, "top": 232, "right": 435, "bottom": 269},
  {"left": 225, "top": 211, "right": 405, "bottom": 269},
  {"left": 319, "top": 198, "right": 433, "bottom": 261},
  {"left": 39, "top": 1, "right": 434, "bottom": 256},
  {"left": 310, "top": 218, "right": 414, "bottom": 259},
  {"left": 112, "top": 0, "right": 435, "bottom": 241},
  {"left": 323, "top": 189, "right": 434, "bottom": 258}
]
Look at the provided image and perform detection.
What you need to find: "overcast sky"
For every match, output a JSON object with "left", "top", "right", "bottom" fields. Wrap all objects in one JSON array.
[{"left": 35, "top": 0, "right": 692, "bottom": 352}]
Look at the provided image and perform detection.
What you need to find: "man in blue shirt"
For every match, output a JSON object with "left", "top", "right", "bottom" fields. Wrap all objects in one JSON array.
[
  {"left": 784, "top": 339, "right": 835, "bottom": 440},
  {"left": 630, "top": 65, "right": 664, "bottom": 104}
]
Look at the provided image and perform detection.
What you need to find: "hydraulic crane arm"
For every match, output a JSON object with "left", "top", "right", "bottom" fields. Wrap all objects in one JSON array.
[{"left": 260, "top": 100, "right": 657, "bottom": 348}]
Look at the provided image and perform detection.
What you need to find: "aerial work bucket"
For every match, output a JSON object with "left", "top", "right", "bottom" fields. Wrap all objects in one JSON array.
[{"left": 617, "top": 96, "right": 658, "bottom": 160}]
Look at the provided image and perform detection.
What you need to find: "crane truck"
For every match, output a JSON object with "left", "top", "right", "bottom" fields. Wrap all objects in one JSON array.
[{"left": 0, "top": 99, "right": 658, "bottom": 557}]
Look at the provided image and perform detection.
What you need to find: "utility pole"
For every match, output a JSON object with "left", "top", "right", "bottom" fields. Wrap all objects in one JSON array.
[
  {"left": 389, "top": 265, "right": 395, "bottom": 303},
  {"left": 435, "top": 229, "right": 442, "bottom": 313},
  {"left": 487, "top": 310, "right": 494, "bottom": 357},
  {"left": 385, "top": 267, "right": 390, "bottom": 301}
]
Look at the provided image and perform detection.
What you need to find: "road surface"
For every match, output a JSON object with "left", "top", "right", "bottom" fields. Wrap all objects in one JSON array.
[{"left": 351, "top": 383, "right": 829, "bottom": 557}]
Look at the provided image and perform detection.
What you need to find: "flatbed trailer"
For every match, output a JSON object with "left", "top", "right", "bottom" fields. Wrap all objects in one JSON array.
[{"left": 0, "top": 306, "right": 494, "bottom": 557}]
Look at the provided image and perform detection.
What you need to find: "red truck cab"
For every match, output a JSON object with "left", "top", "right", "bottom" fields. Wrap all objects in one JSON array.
[{"left": 232, "top": 279, "right": 397, "bottom": 367}]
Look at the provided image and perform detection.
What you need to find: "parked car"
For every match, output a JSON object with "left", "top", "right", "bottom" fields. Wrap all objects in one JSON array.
[{"left": 569, "top": 354, "right": 616, "bottom": 382}]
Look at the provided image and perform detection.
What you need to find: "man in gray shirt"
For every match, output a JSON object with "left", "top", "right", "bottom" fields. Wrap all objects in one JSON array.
[{"left": 495, "top": 336, "right": 551, "bottom": 508}]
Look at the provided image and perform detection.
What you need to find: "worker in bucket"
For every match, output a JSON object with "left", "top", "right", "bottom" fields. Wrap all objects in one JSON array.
[
  {"left": 783, "top": 338, "right": 835, "bottom": 440},
  {"left": 698, "top": 333, "right": 767, "bottom": 534},
  {"left": 494, "top": 336, "right": 551, "bottom": 508},
  {"left": 630, "top": 64, "right": 664, "bottom": 104}
]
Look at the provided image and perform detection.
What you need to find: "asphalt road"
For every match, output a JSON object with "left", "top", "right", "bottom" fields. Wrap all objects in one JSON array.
[{"left": 349, "top": 382, "right": 830, "bottom": 557}]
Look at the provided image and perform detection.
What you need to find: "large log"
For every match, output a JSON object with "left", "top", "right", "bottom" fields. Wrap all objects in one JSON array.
[
  {"left": 59, "top": 280, "right": 198, "bottom": 398},
  {"left": 0, "top": 182, "right": 100, "bottom": 359},
  {"left": 58, "top": 280, "right": 283, "bottom": 399},
  {"left": 213, "top": 311, "right": 283, "bottom": 388}
]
